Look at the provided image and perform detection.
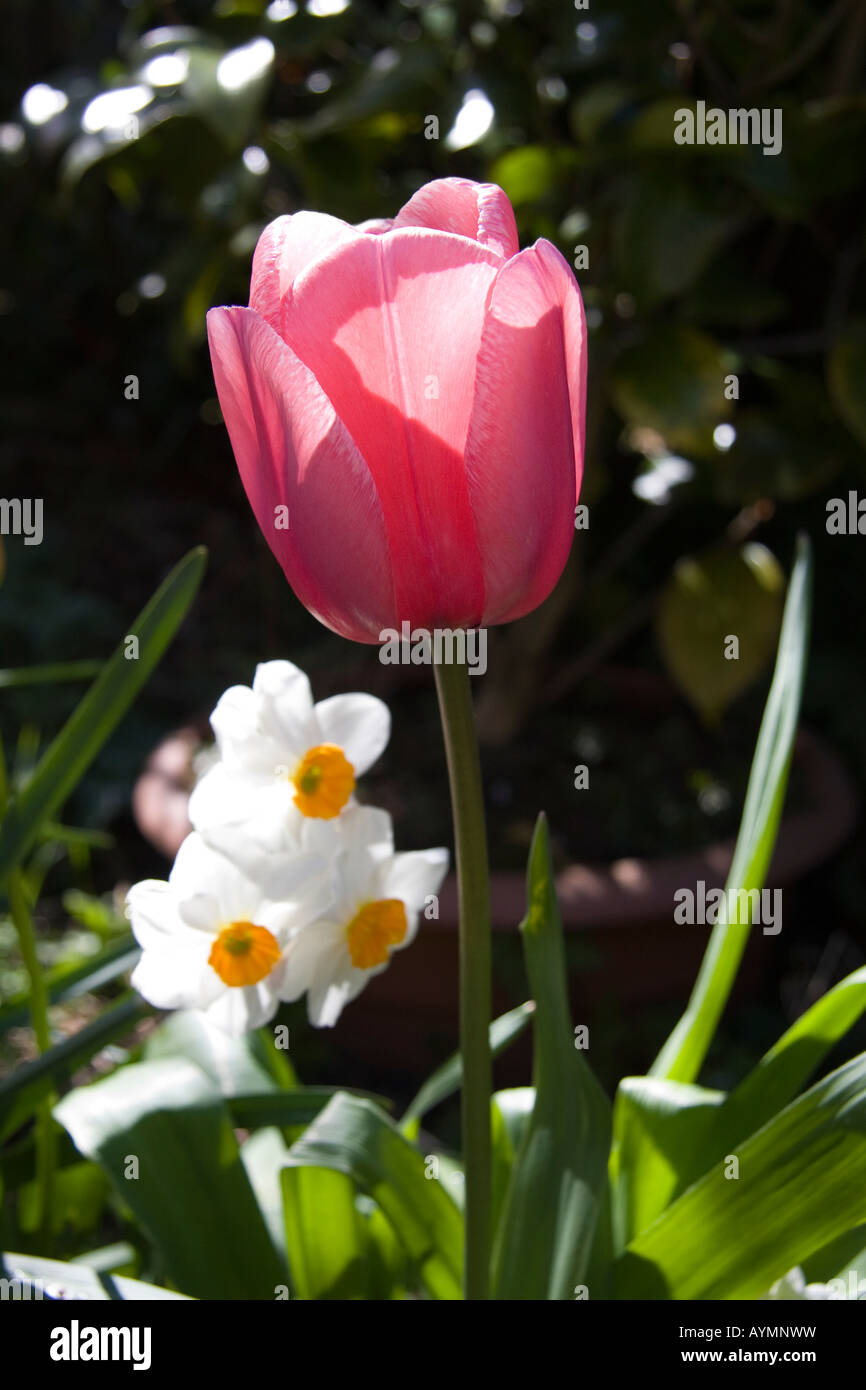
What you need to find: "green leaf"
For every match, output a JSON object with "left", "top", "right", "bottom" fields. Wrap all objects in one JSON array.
[
  {"left": 802, "top": 1223, "right": 866, "bottom": 1286},
  {"left": 0, "top": 661, "right": 104, "bottom": 689},
  {"left": 365, "top": 1200, "right": 410, "bottom": 1299},
  {"left": 710, "top": 406, "right": 845, "bottom": 506},
  {"left": 488, "top": 145, "right": 576, "bottom": 207},
  {"left": 569, "top": 81, "right": 633, "bottom": 144},
  {"left": 401, "top": 1001, "right": 535, "bottom": 1131},
  {"left": 0, "top": 933, "right": 139, "bottom": 1035},
  {"left": 651, "top": 534, "right": 812, "bottom": 1084},
  {"left": 609, "top": 324, "right": 732, "bottom": 451},
  {"left": 18, "top": 1159, "right": 109, "bottom": 1236},
  {"left": 656, "top": 543, "right": 785, "bottom": 724},
  {"left": 0, "top": 547, "right": 206, "bottom": 880},
  {"left": 1, "top": 1249, "right": 191, "bottom": 1300},
  {"left": 691, "top": 964, "right": 866, "bottom": 1181},
  {"left": 0, "top": 996, "right": 146, "bottom": 1143},
  {"left": 283, "top": 1091, "right": 463, "bottom": 1300},
  {"left": 183, "top": 43, "right": 273, "bottom": 150},
  {"left": 242, "top": 1126, "right": 293, "bottom": 1261},
  {"left": 491, "top": 1087, "right": 535, "bottom": 1154},
  {"left": 614, "top": 1054, "right": 866, "bottom": 1299},
  {"left": 228, "top": 1088, "right": 390, "bottom": 1130},
  {"left": 609, "top": 1077, "right": 725, "bottom": 1250},
  {"left": 613, "top": 175, "right": 740, "bottom": 306},
  {"left": 282, "top": 1166, "right": 372, "bottom": 1300},
  {"left": 54, "top": 1057, "right": 287, "bottom": 1300},
  {"left": 492, "top": 816, "right": 611, "bottom": 1300},
  {"left": 280, "top": 1158, "right": 409, "bottom": 1300},
  {"left": 490, "top": 1088, "right": 534, "bottom": 1238}
]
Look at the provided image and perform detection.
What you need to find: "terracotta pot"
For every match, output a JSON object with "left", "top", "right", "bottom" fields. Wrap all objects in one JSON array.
[{"left": 132, "top": 705, "right": 858, "bottom": 1076}]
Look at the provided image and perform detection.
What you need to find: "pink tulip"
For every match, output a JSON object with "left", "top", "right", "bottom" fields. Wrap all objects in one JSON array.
[{"left": 207, "top": 177, "right": 586, "bottom": 643}]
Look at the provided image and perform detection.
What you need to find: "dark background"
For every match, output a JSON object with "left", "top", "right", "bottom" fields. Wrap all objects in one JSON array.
[{"left": 1, "top": 0, "right": 864, "bottom": 1100}]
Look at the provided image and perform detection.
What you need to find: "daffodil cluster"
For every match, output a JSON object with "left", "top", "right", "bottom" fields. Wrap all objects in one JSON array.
[{"left": 126, "top": 661, "right": 448, "bottom": 1035}]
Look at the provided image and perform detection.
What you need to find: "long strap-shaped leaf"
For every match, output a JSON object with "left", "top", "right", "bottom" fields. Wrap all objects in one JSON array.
[
  {"left": 679, "top": 963, "right": 866, "bottom": 1189},
  {"left": 0, "top": 995, "right": 146, "bottom": 1144},
  {"left": 0, "top": 934, "right": 140, "bottom": 1035},
  {"left": 55, "top": 1057, "right": 287, "bottom": 1300},
  {"left": 651, "top": 534, "right": 812, "bottom": 1083},
  {"left": 401, "top": 1001, "right": 535, "bottom": 1133},
  {"left": 283, "top": 1091, "right": 463, "bottom": 1300},
  {"left": 492, "top": 815, "right": 611, "bottom": 1300},
  {"left": 0, "top": 546, "right": 207, "bottom": 880},
  {"left": 614, "top": 1051, "right": 866, "bottom": 1299},
  {"left": 610, "top": 968, "right": 866, "bottom": 1250}
]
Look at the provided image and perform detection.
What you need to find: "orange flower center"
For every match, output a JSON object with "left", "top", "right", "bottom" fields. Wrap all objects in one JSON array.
[
  {"left": 346, "top": 899, "right": 407, "bottom": 970},
  {"left": 292, "top": 743, "right": 355, "bottom": 819},
  {"left": 208, "top": 920, "right": 281, "bottom": 987}
]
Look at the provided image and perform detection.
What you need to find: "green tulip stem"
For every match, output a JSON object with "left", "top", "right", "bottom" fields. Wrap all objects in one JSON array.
[{"left": 433, "top": 658, "right": 492, "bottom": 1300}]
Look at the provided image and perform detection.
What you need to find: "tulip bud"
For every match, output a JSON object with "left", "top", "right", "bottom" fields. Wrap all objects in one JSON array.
[{"left": 207, "top": 177, "right": 586, "bottom": 643}]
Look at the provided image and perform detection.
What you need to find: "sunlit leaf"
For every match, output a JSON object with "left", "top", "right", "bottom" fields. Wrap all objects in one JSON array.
[
  {"left": 55, "top": 1057, "right": 287, "bottom": 1300},
  {"left": 651, "top": 535, "right": 811, "bottom": 1083},
  {"left": 284, "top": 1092, "right": 463, "bottom": 1300},
  {"left": 492, "top": 816, "right": 610, "bottom": 1300},
  {"left": 615, "top": 1054, "right": 866, "bottom": 1299}
]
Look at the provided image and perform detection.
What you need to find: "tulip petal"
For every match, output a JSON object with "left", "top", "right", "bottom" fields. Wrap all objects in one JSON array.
[
  {"left": 355, "top": 217, "right": 394, "bottom": 235},
  {"left": 250, "top": 211, "right": 363, "bottom": 337},
  {"left": 393, "top": 178, "right": 519, "bottom": 261},
  {"left": 463, "top": 238, "right": 587, "bottom": 625},
  {"left": 207, "top": 305, "right": 396, "bottom": 642},
  {"left": 285, "top": 229, "right": 502, "bottom": 627}
]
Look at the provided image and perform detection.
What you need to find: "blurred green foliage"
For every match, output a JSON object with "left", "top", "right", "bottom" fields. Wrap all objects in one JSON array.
[{"left": 0, "top": 0, "right": 864, "bottom": 843}]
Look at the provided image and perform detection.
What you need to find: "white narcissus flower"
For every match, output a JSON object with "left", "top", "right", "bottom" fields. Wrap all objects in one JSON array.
[
  {"left": 127, "top": 831, "right": 327, "bottom": 1036},
  {"left": 189, "top": 659, "right": 390, "bottom": 874},
  {"left": 281, "top": 805, "right": 449, "bottom": 1028}
]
